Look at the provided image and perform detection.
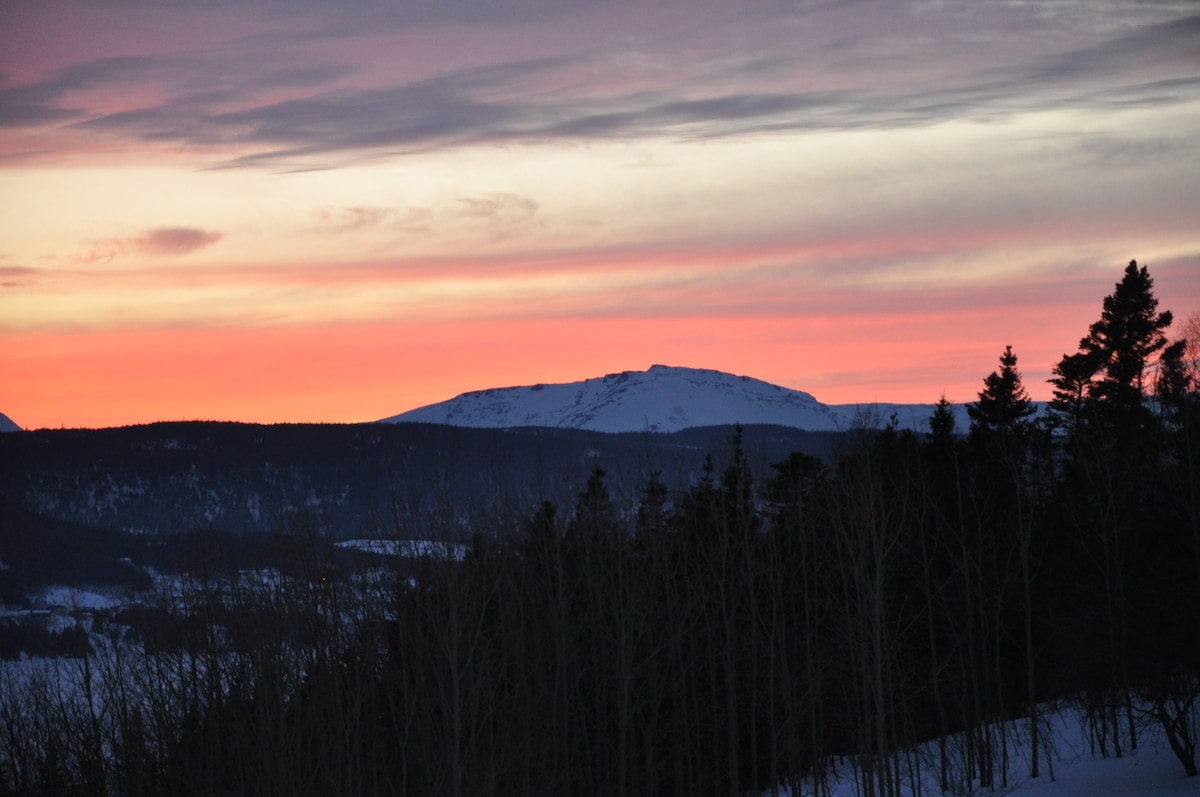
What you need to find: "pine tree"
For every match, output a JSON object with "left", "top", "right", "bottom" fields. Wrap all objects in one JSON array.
[
  {"left": 1082, "top": 260, "right": 1174, "bottom": 418},
  {"left": 1155, "top": 339, "right": 1191, "bottom": 423},
  {"left": 927, "top": 395, "right": 958, "bottom": 448},
  {"left": 1049, "top": 351, "right": 1100, "bottom": 432},
  {"left": 567, "top": 465, "right": 619, "bottom": 541},
  {"left": 967, "top": 345, "right": 1035, "bottom": 442},
  {"left": 635, "top": 469, "right": 670, "bottom": 541},
  {"left": 720, "top": 424, "right": 759, "bottom": 544},
  {"left": 1046, "top": 261, "right": 1179, "bottom": 760},
  {"left": 967, "top": 345, "right": 1043, "bottom": 777}
]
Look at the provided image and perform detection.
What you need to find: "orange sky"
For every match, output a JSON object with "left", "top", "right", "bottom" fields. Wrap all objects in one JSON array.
[{"left": 2, "top": 1, "right": 1198, "bottom": 429}]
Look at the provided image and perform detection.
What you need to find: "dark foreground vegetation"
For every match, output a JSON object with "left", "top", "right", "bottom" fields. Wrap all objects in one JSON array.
[{"left": 1, "top": 261, "right": 1197, "bottom": 796}]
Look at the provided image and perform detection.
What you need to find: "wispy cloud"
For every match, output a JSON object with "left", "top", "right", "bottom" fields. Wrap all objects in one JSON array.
[
  {"left": 319, "top": 206, "right": 410, "bottom": 232},
  {"left": 454, "top": 192, "right": 538, "bottom": 228},
  {"left": 0, "top": 56, "right": 160, "bottom": 127},
  {"left": 314, "top": 193, "right": 538, "bottom": 243},
  {"left": 3, "top": 4, "right": 1192, "bottom": 167},
  {"left": 0, "top": 264, "right": 37, "bottom": 287},
  {"left": 1024, "top": 12, "right": 1200, "bottom": 85}
]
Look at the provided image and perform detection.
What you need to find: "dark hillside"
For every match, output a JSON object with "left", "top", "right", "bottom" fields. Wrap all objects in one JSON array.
[
  {"left": 0, "top": 496, "right": 150, "bottom": 602},
  {"left": 0, "top": 421, "right": 838, "bottom": 539}
]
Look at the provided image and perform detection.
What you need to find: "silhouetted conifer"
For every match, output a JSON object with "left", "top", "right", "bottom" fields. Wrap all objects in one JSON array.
[
  {"left": 967, "top": 345, "right": 1035, "bottom": 443},
  {"left": 1081, "top": 260, "right": 1174, "bottom": 420}
]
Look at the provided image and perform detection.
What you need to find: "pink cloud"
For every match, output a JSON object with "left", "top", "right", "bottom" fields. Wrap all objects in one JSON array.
[
  {"left": 0, "top": 265, "right": 38, "bottom": 287},
  {"left": 132, "top": 227, "right": 223, "bottom": 256},
  {"left": 74, "top": 227, "right": 223, "bottom": 263}
]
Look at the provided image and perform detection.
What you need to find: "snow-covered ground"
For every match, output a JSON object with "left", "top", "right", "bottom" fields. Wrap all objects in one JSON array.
[
  {"left": 38, "top": 585, "right": 126, "bottom": 611},
  {"left": 335, "top": 538, "right": 468, "bottom": 561},
  {"left": 804, "top": 707, "right": 1195, "bottom": 797},
  {"left": 1010, "top": 745, "right": 1191, "bottom": 797},
  {"left": 995, "top": 721, "right": 1192, "bottom": 797},
  {"left": 3, "top": 597, "right": 1194, "bottom": 797}
]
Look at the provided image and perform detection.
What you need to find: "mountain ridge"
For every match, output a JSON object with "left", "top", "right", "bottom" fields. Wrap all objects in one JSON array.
[{"left": 382, "top": 364, "right": 971, "bottom": 433}]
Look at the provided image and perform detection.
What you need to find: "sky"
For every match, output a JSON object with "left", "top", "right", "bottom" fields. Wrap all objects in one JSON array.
[{"left": 1, "top": 0, "right": 1198, "bottom": 429}]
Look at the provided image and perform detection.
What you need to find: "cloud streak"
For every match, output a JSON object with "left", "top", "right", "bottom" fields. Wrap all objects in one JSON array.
[
  {"left": 77, "top": 62, "right": 1200, "bottom": 168},
  {"left": 3, "top": 4, "right": 1195, "bottom": 167},
  {"left": 0, "top": 264, "right": 37, "bottom": 287}
]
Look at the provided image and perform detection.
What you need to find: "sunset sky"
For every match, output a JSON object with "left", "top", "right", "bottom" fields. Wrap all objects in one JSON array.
[{"left": 2, "top": 1, "right": 1198, "bottom": 429}]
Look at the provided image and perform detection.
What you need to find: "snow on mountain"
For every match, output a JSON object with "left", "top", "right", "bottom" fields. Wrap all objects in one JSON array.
[
  {"left": 381, "top": 365, "right": 970, "bottom": 434},
  {"left": 0, "top": 412, "right": 21, "bottom": 433}
]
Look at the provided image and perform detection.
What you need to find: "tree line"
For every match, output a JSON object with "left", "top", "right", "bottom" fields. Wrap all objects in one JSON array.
[{"left": 1, "top": 260, "right": 1196, "bottom": 796}]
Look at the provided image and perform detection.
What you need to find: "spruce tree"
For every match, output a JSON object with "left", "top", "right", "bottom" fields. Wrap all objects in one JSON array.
[
  {"left": 967, "top": 345, "right": 1035, "bottom": 442},
  {"left": 1082, "top": 260, "right": 1174, "bottom": 418},
  {"left": 927, "top": 394, "right": 958, "bottom": 448},
  {"left": 967, "top": 344, "right": 1043, "bottom": 778},
  {"left": 635, "top": 469, "right": 670, "bottom": 541},
  {"left": 567, "top": 465, "right": 620, "bottom": 542},
  {"left": 1155, "top": 339, "right": 1191, "bottom": 424},
  {"left": 1049, "top": 351, "right": 1099, "bottom": 433},
  {"left": 1046, "top": 261, "right": 1181, "bottom": 760}
]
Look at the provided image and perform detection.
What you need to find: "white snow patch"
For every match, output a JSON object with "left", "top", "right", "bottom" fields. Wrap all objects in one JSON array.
[
  {"left": 336, "top": 539, "right": 468, "bottom": 561},
  {"left": 39, "top": 586, "right": 125, "bottom": 611}
]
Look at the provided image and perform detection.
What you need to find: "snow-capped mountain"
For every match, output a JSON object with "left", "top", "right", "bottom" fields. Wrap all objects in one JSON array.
[
  {"left": 381, "top": 365, "right": 968, "bottom": 434},
  {"left": 0, "top": 412, "right": 21, "bottom": 433}
]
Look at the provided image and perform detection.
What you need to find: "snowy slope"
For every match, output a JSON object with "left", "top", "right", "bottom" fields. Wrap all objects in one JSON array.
[
  {"left": 381, "top": 365, "right": 971, "bottom": 434},
  {"left": 0, "top": 412, "right": 21, "bottom": 433},
  {"left": 815, "top": 705, "right": 1196, "bottom": 797}
]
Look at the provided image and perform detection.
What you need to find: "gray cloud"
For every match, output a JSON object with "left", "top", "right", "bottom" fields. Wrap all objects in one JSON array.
[
  {"left": 132, "top": 228, "right": 223, "bottom": 255},
  {"left": 73, "top": 54, "right": 572, "bottom": 168},
  {"left": 0, "top": 81, "right": 82, "bottom": 127},
  {"left": 1026, "top": 12, "right": 1200, "bottom": 85},
  {"left": 0, "top": 57, "right": 162, "bottom": 127},
  {"left": 1, "top": 50, "right": 352, "bottom": 130},
  {"left": 75, "top": 228, "right": 223, "bottom": 263},
  {"left": 10, "top": 6, "right": 1199, "bottom": 167}
]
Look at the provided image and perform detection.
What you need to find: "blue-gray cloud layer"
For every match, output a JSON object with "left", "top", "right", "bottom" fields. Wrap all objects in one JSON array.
[{"left": 2, "top": 4, "right": 1198, "bottom": 167}]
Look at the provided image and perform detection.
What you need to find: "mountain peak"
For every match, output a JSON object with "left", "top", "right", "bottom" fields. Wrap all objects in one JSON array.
[
  {"left": 0, "top": 412, "right": 22, "bottom": 433},
  {"left": 381, "top": 365, "right": 979, "bottom": 433},
  {"left": 381, "top": 365, "right": 842, "bottom": 433}
]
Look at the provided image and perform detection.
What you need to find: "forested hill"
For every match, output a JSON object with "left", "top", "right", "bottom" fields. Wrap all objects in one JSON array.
[{"left": 0, "top": 421, "right": 836, "bottom": 538}]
